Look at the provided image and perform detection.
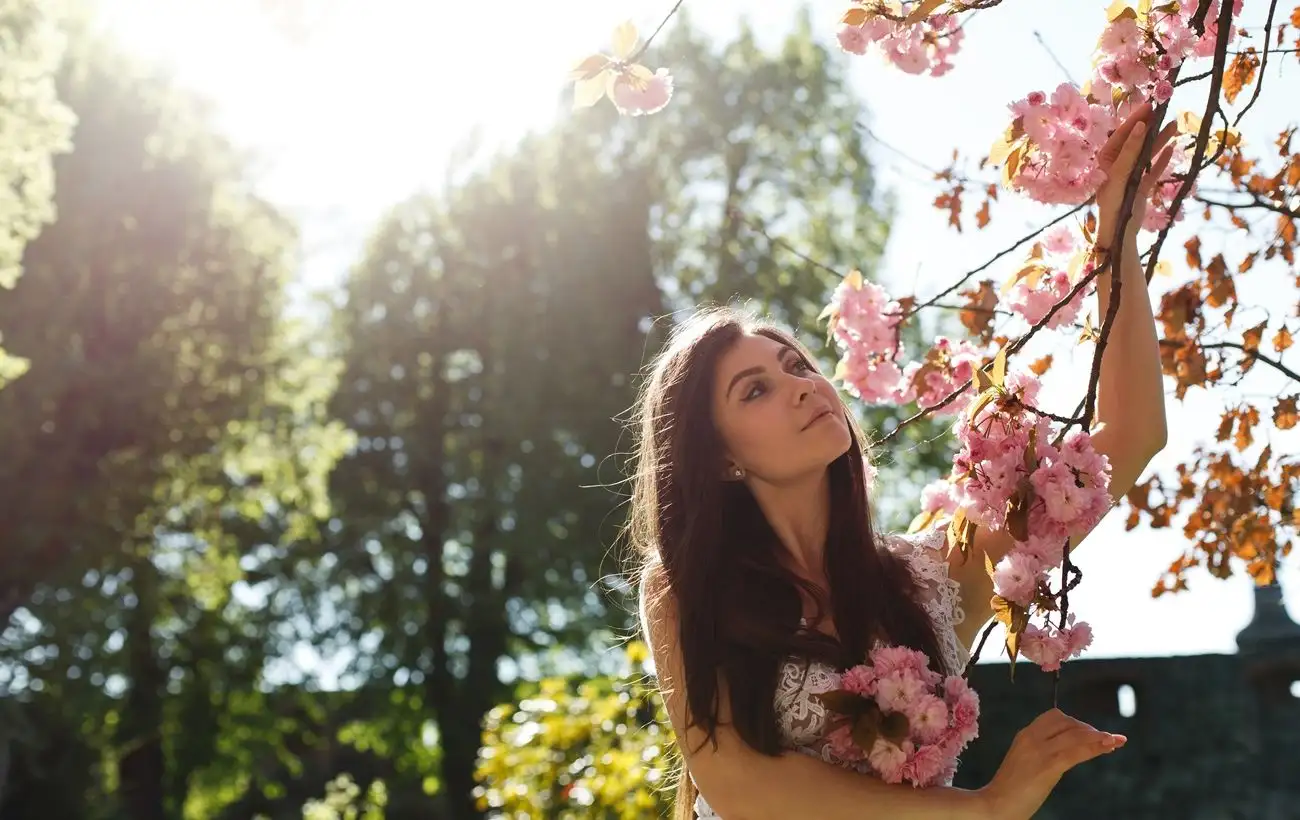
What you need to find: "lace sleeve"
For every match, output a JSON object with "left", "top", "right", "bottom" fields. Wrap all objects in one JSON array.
[{"left": 882, "top": 523, "right": 970, "bottom": 675}]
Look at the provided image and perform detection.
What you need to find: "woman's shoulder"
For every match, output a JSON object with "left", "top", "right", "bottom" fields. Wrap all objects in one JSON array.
[{"left": 877, "top": 518, "right": 949, "bottom": 561}]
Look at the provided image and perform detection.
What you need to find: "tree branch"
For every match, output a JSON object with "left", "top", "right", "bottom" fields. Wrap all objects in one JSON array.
[
  {"left": 1143, "top": 0, "right": 1237, "bottom": 284},
  {"left": 1232, "top": 0, "right": 1279, "bottom": 128},
  {"left": 1197, "top": 340, "right": 1300, "bottom": 383}
]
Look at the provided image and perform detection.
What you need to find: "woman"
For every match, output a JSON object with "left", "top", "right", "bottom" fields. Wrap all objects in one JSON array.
[{"left": 632, "top": 102, "right": 1173, "bottom": 819}]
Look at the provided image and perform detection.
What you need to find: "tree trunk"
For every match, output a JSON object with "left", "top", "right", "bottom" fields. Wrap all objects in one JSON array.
[{"left": 117, "top": 556, "right": 166, "bottom": 820}]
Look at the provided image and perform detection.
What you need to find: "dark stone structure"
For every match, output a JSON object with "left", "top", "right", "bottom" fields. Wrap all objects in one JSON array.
[{"left": 953, "top": 582, "right": 1300, "bottom": 819}]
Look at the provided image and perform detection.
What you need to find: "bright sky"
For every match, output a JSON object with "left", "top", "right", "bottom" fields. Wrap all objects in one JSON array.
[{"left": 95, "top": 0, "right": 1300, "bottom": 669}]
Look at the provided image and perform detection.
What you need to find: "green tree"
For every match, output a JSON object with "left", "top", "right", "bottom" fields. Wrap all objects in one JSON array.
[
  {"left": 316, "top": 125, "right": 660, "bottom": 819},
  {"left": 0, "top": 0, "right": 75, "bottom": 394},
  {"left": 0, "top": 23, "right": 347, "bottom": 820},
  {"left": 476, "top": 643, "right": 673, "bottom": 819}
]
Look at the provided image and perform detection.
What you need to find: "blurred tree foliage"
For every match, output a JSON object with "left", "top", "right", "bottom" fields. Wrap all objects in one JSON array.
[{"left": 0, "top": 5, "right": 954, "bottom": 819}]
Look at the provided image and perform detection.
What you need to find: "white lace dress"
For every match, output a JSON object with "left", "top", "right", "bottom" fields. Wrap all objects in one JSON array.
[{"left": 694, "top": 523, "right": 969, "bottom": 818}]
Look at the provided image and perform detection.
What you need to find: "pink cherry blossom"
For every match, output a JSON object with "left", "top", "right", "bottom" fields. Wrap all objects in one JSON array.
[
  {"left": 1007, "top": 269, "right": 1088, "bottom": 329},
  {"left": 920, "top": 479, "right": 959, "bottom": 517},
  {"left": 870, "top": 645, "right": 933, "bottom": 679},
  {"left": 826, "top": 723, "right": 864, "bottom": 762},
  {"left": 841, "top": 664, "right": 878, "bottom": 696},
  {"left": 903, "top": 743, "right": 948, "bottom": 787},
  {"left": 1042, "top": 225, "right": 1077, "bottom": 255},
  {"left": 837, "top": 22, "right": 871, "bottom": 56},
  {"left": 907, "top": 694, "right": 951, "bottom": 744},
  {"left": 837, "top": 11, "right": 964, "bottom": 77},
  {"left": 610, "top": 68, "right": 674, "bottom": 116},
  {"left": 1021, "top": 616, "right": 1094, "bottom": 672},
  {"left": 992, "top": 550, "right": 1044, "bottom": 607},
  {"left": 823, "top": 643, "right": 979, "bottom": 785},
  {"left": 869, "top": 738, "right": 910, "bottom": 783}
]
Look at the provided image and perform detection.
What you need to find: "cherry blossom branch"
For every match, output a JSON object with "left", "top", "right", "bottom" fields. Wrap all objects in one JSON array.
[
  {"left": 734, "top": 209, "right": 1023, "bottom": 322},
  {"left": 905, "top": 204, "right": 1089, "bottom": 319},
  {"left": 878, "top": 256, "right": 1115, "bottom": 446},
  {"left": 862, "top": 0, "right": 1007, "bottom": 24},
  {"left": 1143, "top": 0, "right": 1236, "bottom": 284},
  {"left": 857, "top": 122, "right": 981, "bottom": 185}
]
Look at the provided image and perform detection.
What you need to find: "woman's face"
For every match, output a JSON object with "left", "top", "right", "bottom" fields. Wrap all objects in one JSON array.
[{"left": 710, "top": 332, "right": 853, "bottom": 484}]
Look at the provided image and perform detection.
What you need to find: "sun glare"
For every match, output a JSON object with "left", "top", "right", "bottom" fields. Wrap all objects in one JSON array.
[{"left": 96, "top": 0, "right": 675, "bottom": 203}]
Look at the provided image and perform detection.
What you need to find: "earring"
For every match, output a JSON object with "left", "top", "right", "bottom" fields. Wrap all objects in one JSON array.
[{"left": 731, "top": 466, "right": 745, "bottom": 479}]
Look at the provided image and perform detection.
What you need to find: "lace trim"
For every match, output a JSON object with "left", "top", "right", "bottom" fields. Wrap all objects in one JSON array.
[{"left": 888, "top": 524, "right": 970, "bottom": 675}]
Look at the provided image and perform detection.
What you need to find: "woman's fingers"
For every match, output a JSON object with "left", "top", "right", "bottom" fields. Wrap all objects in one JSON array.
[
  {"left": 1098, "top": 102, "right": 1154, "bottom": 166},
  {"left": 1140, "top": 144, "right": 1176, "bottom": 196},
  {"left": 1112, "top": 120, "right": 1149, "bottom": 178}
]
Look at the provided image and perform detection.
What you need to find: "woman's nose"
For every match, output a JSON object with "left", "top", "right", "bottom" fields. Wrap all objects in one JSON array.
[{"left": 791, "top": 375, "right": 814, "bottom": 403}]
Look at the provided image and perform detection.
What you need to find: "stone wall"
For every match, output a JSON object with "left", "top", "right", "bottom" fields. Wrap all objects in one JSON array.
[{"left": 951, "top": 648, "right": 1300, "bottom": 819}]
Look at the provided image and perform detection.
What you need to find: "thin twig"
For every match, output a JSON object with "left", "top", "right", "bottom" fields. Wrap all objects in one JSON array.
[
  {"left": 1195, "top": 195, "right": 1300, "bottom": 220},
  {"left": 878, "top": 256, "right": 1113, "bottom": 446},
  {"left": 1234, "top": 0, "right": 1280, "bottom": 128},
  {"left": 1033, "top": 30, "right": 1076, "bottom": 84},
  {"left": 1143, "top": 0, "right": 1236, "bottom": 284},
  {"left": 630, "top": 0, "right": 687, "bottom": 62},
  {"left": 1197, "top": 340, "right": 1300, "bottom": 383},
  {"left": 907, "top": 205, "right": 1089, "bottom": 318}
]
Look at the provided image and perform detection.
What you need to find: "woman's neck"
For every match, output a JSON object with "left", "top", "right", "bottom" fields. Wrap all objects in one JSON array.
[{"left": 749, "top": 468, "right": 832, "bottom": 581}]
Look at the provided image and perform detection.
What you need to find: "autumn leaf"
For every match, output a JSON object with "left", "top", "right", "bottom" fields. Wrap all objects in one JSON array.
[
  {"left": 879, "top": 711, "right": 910, "bottom": 745},
  {"left": 610, "top": 21, "right": 640, "bottom": 60},
  {"left": 1274, "top": 395, "right": 1298, "bottom": 430},
  {"left": 1005, "top": 476, "right": 1035, "bottom": 542},
  {"left": 1223, "top": 49, "right": 1260, "bottom": 105},
  {"left": 1242, "top": 320, "right": 1267, "bottom": 353},
  {"left": 959, "top": 280, "right": 999, "bottom": 343},
  {"left": 992, "top": 595, "right": 1030, "bottom": 670},
  {"left": 1234, "top": 406, "right": 1260, "bottom": 452},
  {"left": 842, "top": 5, "right": 876, "bottom": 26},
  {"left": 904, "top": 0, "right": 948, "bottom": 25},
  {"left": 946, "top": 508, "right": 978, "bottom": 563},
  {"left": 1275, "top": 326, "right": 1294, "bottom": 353},
  {"left": 1079, "top": 313, "right": 1100, "bottom": 344},
  {"left": 1185, "top": 236, "right": 1203, "bottom": 270},
  {"left": 909, "top": 508, "right": 941, "bottom": 534},
  {"left": 1004, "top": 259, "right": 1052, "bottom": 295},
  {"left": 1205, "top": 254, "right": 1238, "bottom": 310}
]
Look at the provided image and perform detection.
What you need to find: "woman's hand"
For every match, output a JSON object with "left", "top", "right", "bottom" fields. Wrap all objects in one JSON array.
[
  {"left": 1094, "top": 102, "right": 1179, "bottom": 245},
  {"left": 978, "top": 708, "right": 1126, "bottom": 820}
]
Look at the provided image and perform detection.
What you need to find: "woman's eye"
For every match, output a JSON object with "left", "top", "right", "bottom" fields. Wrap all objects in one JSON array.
[
  {"left": 743, "top": 382, "right": 766, "bottom": 401},
  {"left": 792, "top": 359, "right": 811, "bottom": 373}
]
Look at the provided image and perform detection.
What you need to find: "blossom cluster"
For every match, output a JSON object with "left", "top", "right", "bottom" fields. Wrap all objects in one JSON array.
[
  {"left": 569, "top": 22, "right": 674, "bottom": 117},
  {"left": 820, "top": 645, "right": 980, "bottom": 787},
  {"left": 836, "top": 4, "right": 964, "bottom": 77},
  {"left": 825, "top": 272, "right": 983, "bottom": 415},
  {"left": 998, "top": 0, "right": 1242, "bottom": 220},
  {"left": 1004, "top": 225, "right": 1091, "bottom": 330},
  {"left": 921, "top": 369, "right": 1110, "bottom": 670}
]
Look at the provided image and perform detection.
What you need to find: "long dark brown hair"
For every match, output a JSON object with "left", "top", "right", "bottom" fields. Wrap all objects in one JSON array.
[{"left": 627, "top": 306, "right": 946, "bottom": 818}]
